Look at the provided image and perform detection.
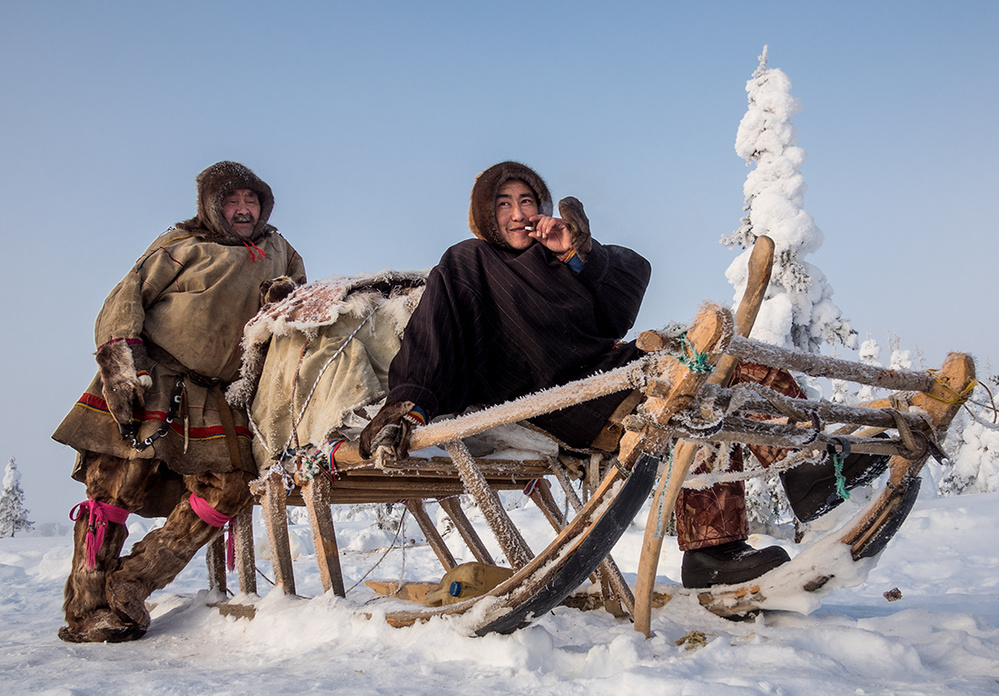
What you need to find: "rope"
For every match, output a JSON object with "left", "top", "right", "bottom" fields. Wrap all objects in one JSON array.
[
  {"left": 682, "top": 446, "right": 824, "bottom": 489},
  {"left": 189, "top": 494, "right": 236, "bottom": 571},
  {"left": 283, "top": 308, "right": 379, "bottom": 455},
  {"left": 652, "top": 441, "right": 675, "bottom": 539},
  {"left": 831, "top": 449, "right": 850, "bottom": 501},
  {"left": 923, "top": 370, "right": 978, "bottom": 406},
  {"left": 672, "top": 333, "right": 715, "bottom": 373},
  {"left": 68, "top": 500, "right": 129, "bottom": 570},
  {"left": 963, "top": 380, "right": 999, "bottom": 427},
  {"left": 347, "top": 505, "right": 410, "bottom": 595}
]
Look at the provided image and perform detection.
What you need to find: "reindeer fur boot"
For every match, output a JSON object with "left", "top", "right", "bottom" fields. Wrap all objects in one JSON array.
[{"left": 60, "top": 516, "right": 142, "bottom": 643}]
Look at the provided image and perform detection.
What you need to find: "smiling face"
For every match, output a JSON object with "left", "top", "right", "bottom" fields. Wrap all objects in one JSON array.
[
  {"left": 222, "top": 188, "right": 261, "bottom": 239},
  {"left": 494, "top": 179, "right": 539, "bottom": 250}
]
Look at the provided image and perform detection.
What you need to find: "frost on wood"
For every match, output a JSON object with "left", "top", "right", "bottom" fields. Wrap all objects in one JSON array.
[
  {"left": 722, "top": 45, "right": 855, "bottom": 354},
  {"left": 0, "top": 456, "right": 34, "bottom": 538}
]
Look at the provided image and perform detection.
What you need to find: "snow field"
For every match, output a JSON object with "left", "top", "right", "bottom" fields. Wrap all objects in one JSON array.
[{"left": 1, "top": 486, "right": 998, "bottom": 695}]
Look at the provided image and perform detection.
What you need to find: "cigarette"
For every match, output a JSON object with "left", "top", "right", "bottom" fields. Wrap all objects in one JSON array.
[{"left": 524, "top": 225, "right": 534, "bottom": 232}]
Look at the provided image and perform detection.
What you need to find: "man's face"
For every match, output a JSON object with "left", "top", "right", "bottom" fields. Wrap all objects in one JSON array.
[
  {"left": 222, "top": 188, "right": 261, "bottom": 238},
  {"left": 495, "top": 179, "right": 538, "bottom": 250}
]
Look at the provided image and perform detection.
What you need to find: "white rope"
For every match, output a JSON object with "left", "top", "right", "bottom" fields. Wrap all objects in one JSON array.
[
  {"left": 349, "top": 505, "right": 410, "bottom": 595},
  {"left": 283, "top": 307, "right": 379, "bottom": 454},
  {"left": 682, "top": 446, "right": 825, "bottom": 490}
]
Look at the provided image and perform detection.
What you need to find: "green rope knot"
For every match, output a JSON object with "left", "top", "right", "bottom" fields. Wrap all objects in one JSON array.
[{"left": 674, "top": 333, "right": 714, "bottom": 374}]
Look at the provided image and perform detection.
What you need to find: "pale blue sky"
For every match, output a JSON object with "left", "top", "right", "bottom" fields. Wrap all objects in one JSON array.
[{"left": 2, "top": 1, "right": 996, "bottom": 521}]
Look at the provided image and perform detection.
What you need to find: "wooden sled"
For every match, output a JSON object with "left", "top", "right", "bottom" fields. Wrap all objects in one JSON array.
[
  {"left": 208, "top": 298, "right": 733, "bottom": 633},
  {"left": 206, "top": 236, "right": 974, "bottom": 637}
]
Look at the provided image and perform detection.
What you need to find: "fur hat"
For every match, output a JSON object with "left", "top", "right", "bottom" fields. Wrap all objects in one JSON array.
[
  {"left": 176, "top": 161, "right": 276, "bottom": 244},
  {"left": 468, "top": 161, "right": 553, "bottom": 249}
]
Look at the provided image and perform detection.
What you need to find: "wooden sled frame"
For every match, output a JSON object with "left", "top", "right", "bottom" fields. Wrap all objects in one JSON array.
[
  {"left": 205, "top": 236, "right": 975, "bottom": 637},
  {"left": 206, "top": 298, "right": 734, "bottom": 633}
]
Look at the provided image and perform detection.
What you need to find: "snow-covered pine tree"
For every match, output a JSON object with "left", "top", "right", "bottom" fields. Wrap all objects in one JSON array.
[
  {"left": 723, "top": 46, "right": 856, "bottom": 353},
  {"left": 724, "top": 47, "right": 856, "bottom": 533},
  {"left": 0, "top": 456, "right": 34, "bottom": 538}
]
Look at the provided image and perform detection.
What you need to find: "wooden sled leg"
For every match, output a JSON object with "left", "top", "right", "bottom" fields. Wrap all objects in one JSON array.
[
  {"left": 206, "top": 534, "right": 227, "bottom": 595},
  {"left": 688, "top": 352, "right": 975, "bottom": 619},
  {"left": 445, "top": 440, "right": 534, "bottom": 569},
  {"left": 544, "top": 467, "right": 635, "bottom": 617},
  {"left": 439, "top": 497, "right": 495, "bottom": 566},
  {"left": 261, "top": 471, "right": 296, "bottom": 595},
  {"left": 234, "top": 506, "right": 257, "bottom": 595},
  {"left": 302, "top": 476, "right": 345, "bottom": 597},
  {"left": 407, "top": 500, "right": 456, "bottom": 571}
]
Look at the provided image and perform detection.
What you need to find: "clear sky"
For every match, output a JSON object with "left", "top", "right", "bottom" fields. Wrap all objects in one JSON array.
[{"left": 2, "top": 1, "right": 996, "bottom": 522}]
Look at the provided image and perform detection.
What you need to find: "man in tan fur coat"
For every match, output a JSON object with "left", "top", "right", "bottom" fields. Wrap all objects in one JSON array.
[{"left": 53, "top": 161, "right": 306, "bottom": 642}]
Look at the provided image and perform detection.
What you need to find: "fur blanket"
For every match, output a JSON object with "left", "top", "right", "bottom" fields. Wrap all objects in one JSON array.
[{"left": 227, "top": 270, "right": 427, "bottom": 471}]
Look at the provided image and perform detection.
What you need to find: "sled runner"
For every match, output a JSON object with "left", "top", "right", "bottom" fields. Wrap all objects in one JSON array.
[{"left": 208, "top": 237, "right": 974, "bottom": 637}]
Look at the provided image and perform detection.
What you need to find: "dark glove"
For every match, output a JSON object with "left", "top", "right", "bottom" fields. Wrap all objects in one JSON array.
[
  {"left": 96, "top": 339, "right": 152, "bottom": 427},
  {"left": 359, "top": 401, "right": 419, "bottom": 460},
  {"left": 558, "top": 196, "right": 592, "bottom": 263},
  {"left": 259, "top": 276, "right": 299, "bottom": 306}
]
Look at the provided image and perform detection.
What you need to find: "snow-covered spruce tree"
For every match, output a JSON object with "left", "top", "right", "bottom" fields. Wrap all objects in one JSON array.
[
  {"left": 724, "top": 48, "right": 855, "bottom": 532},
  {"left": 0, "top": 456, "right": 34, "bottom": 538},
  {"left": 723, "top": 46, "right": 856, "bottom": 353}
]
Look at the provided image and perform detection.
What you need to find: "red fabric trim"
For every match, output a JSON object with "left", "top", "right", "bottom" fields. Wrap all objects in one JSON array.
[{"left": 74, "top": 395, "right": 252, "bottom": 440}]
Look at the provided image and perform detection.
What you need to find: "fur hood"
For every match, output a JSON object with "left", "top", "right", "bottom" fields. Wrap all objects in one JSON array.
[
  {"left": 176, "top": 161, "right": 276, "bottom": 245},
  {"left": 468, "top": 161, "right": 553, "bottom": 249}
]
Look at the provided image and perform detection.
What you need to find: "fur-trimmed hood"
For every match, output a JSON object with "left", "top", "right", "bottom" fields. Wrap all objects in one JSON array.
[
  {"left": 176, "top": 161, "right": 276, "bottom": 244},
  {"left": 468, "top": 161, "right": 553, "bottom": 249}
]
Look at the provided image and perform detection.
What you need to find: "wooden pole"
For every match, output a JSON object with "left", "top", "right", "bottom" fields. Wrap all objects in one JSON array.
[
  {"left": 407, "top": 500, "right": 457, "bottom": 571},
  {"left": 439, "top": 497, "right": 495, "bottom": 565},
  {"left": 234, "top": 507, "right": 257, "bottom": 595},
  {"left": 260, "top": 471, "right": 296, "bottom": 595},
  {"left": 724, "top": 335, "right": 936, "bottom": 392},
  {"left": 302, "top": 476, "right": 346, "bottom": 596},
  {"left": 445, "top": 440, "right": 534, "bottom": 570},
  {"left": 632, "top": 235, "right": 774, "bottom": 637}
]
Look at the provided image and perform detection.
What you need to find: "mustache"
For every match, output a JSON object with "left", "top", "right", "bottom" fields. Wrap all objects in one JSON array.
[{"left": 231, "top": 213, "right": 256, "bottom": 224}]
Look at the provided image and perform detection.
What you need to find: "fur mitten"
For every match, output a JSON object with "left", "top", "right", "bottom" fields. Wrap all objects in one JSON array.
[
  {"left": 96, "top": 340, "right": 152, "bottom": 425},
  {"left": 259, "top": 276, "right": 299, "bottom": 306},
  {"left": 359, "top": 400, "right": 417, "bottom": 460},
  {"left": 558, "top": 197, "right": 592, "bottom": 263}
]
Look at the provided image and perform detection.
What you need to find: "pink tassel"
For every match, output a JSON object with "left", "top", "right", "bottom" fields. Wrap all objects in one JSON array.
[{"left": 69, "top": 500, "right": 129, "bottom": 570}]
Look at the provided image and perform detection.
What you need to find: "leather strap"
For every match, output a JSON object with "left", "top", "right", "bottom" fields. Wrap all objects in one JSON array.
[{"left": 212, "top": 384, "right": 243, "bottom": 470}]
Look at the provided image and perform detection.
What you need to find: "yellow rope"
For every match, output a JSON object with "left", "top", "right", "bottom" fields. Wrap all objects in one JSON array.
[{"left": 922, "top": 369, "right": 977, "bottom": 406}]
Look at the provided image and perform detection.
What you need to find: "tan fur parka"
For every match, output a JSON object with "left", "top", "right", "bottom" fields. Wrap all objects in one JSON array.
[{"left": 53, "top": 162, "right": 306, "bottom": 481}]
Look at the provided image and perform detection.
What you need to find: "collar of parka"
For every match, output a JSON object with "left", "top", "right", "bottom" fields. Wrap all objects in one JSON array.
[
  {"left": 468, "top": 161, "right": 553, "bottom": 250},
  {"left": 175, "top": 161, "right": 277, "bottom": 245}
]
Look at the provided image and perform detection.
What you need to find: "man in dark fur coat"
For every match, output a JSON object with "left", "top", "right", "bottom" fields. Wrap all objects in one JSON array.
[
  {"left": 52, "top": 161, "right": 306, "bottom": 642},
  {"left": 361, "top": 161, "right": 651, "bottom": 456}
]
